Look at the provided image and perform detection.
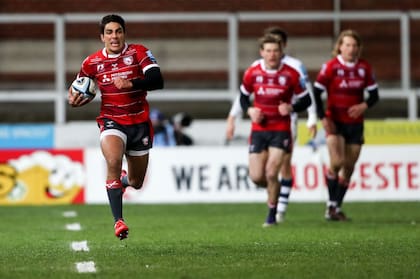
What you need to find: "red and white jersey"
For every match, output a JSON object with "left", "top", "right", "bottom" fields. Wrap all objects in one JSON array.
[
  {"left": 314, "top": 55, "right": 378, "bottom": 124},
  {"left": 78, "top": 43, "right": 159, "bottom": 125},
  {"left": 241, "top": 60, "right": 308, "bottom": 132}
]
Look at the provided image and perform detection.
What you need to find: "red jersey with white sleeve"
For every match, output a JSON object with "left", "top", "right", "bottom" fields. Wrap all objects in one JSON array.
[
  {"left": 241, "top": 60, "right": 308, "bottom": 132},
  {"left": 78, "top": 43, "right": 159, "bottom": 125},
  {"left": 314, "top": 55, "right": 378, "bottom": 124}
]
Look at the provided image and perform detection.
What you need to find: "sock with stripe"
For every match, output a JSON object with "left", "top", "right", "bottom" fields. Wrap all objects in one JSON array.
[{"left": 277, "top": 178, "right": 293, "bottom": 214}]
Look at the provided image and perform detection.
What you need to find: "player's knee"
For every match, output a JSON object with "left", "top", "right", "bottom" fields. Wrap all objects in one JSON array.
[
  {"left": 249, "top": 173, "right": 265, "bottom": 186},
  {"left": 128, "top": 177, "right": 145, "bottom": 189}
]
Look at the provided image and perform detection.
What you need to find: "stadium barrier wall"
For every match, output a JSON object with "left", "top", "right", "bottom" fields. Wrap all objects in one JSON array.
[{"left": 1, "top": 145, "right": 419, "bottom": 205}]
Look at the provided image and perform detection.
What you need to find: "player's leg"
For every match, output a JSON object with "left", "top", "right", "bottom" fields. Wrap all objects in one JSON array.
[
  {"left": 248, "top": 151, "right": 268, "bottom": 188},
  {"left": 325, "top": 134, "right": 345, "bottom": 220},
  {"left": 276, "top": 152, "right": 293, "bottom": 222},
  {"left": 336, "top": 143, "right": 361, "bottom": 220},
  {"left": 125, "top": 153, "right": 149, "bottom": 189},
  {"left": 262, "top": 147, "right": 284, "bottom": 227},
  {"left": 100, "top": 132, "right": 128, "bottom": 238}
]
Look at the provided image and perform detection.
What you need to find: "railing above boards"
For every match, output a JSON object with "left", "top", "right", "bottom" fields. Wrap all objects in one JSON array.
[{"left": 0, "top": 11, "right": 418, "bottom": 122}]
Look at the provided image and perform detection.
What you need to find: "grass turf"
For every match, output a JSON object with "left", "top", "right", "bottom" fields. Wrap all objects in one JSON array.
[{"left": 0, "top": 202, "right": 419, "bottom": 278}]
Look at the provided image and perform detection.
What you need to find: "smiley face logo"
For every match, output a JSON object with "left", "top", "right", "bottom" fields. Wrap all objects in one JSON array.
[{"left": 0, "top": 164, "right": 17, "bottom": 197}]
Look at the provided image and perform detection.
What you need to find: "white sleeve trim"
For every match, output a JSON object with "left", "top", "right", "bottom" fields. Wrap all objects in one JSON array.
[
  {"left": 314, "top": 81, "right": 326, "bottom": 91},
  {"left": 366, "top": 83, "right": 378, "bottom": 91}
]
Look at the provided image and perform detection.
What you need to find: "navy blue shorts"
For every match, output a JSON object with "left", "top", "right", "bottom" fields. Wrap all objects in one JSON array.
[
  {"left": 99, "top": 118, "right": 152, "bottom": 156},
  {"left": 249, "top": 130, "right": 292, "bottom": 153}
]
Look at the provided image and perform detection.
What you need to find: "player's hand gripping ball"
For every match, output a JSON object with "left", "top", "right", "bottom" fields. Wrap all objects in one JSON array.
[{"left": 71, "top": 77, "right": 97, "bottom": 99}]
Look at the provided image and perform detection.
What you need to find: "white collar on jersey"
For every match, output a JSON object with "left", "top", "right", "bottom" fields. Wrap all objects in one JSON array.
[
  {"left": 337, "top": 54, "right": 358, "bottom": 67},
  {"left": 102, "top": 43, "right": 128, "bottom": 58},
  {"left": 260, "top": 59, "right": 283, "bottom": 74}
]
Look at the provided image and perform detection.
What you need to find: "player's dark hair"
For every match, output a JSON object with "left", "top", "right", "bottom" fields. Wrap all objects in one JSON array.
[
  {"left": 100, "top": 14, "right": 126, "bottom": 34},
  {"left": 264, "top": 26, "right": 288, "bottom": 44}
]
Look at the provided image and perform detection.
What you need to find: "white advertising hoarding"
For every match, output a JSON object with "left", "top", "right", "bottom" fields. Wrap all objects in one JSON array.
[{"left": 85, "top": 145, "right": 420, "bottom": 204}]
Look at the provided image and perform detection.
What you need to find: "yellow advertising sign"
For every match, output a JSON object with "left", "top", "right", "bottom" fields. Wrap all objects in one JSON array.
[{"left": 297, "top": 120, "right": 420, "bottom": 145}]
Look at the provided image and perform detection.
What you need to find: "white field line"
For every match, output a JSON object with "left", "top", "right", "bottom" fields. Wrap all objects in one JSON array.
[
  {"left": 71, "top": 240, "right": 90, "bottom": 252},
  {"left": 63, "top": 211, "right": 97, "bottom": 274},
  {"left": 66, "top": 223, "right": 81, "bottom": 231},
  {"left": 63, "top": 211, "right": 78, "bottom": 218},
  {"left": 75, "top": 261, "right": 96, "bottom": 273}
]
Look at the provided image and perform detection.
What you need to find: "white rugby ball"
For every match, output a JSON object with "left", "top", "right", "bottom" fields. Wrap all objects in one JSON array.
[{"left": 71, "top": 77, "right": 97, "bottom": 99}]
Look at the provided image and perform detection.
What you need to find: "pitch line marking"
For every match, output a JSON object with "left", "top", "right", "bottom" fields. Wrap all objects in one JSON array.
[
  {"left": 75, "top": 261, "right": 96, "bottom": 273},
  {"left": 71, "top": 240, "right": 90, "bottom": 252},
  {"left": 66, "top": 222, "right": 82, "bottom": 231},
  {"left": 63, "top": 211, "right": 78, "bottom": 218}
]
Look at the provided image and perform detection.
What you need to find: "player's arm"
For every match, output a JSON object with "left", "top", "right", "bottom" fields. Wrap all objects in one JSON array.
[
  {"left": 225, "top": 95, "right": 243, "bottom": 141},
  {"left": 239, "top": 88, "right": 251, "bottom": 113},
  {"left": 291, "top": 92, "right": 311, "bottom": 113},
  {"left": 348, "top": 87, "right": 379, "bottom": 119},
  {"left": 305, "top": 82, "right": 318, "bottom": 124},
  {"left": 131, "top": 67, "right": 164, "bottom": 90},
  {"left": 278, "top": 91, "right": 311, "bottom": 116},
  {"left": 313, "top": 84, "right": 336, "bottom": 134},
  {"left": 68, "top": 87, "right": 92, "bottom": 107},
  {"left": 114, "top": 67, "right": 164, "bottom": 90},
  {"left": 240, "top": 87, "right": 264, "bottom": 124},
  {"left": 365, "top": 87, "right": 379, "bottom": 108},
  {"left": 313, "top": 84, "right": 325, "bottom": 119}
]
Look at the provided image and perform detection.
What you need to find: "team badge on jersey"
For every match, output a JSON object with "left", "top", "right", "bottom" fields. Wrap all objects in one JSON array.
[
  {"left": 97, "top": 64, "right": 104, "bottom": 72},
  {"left": 358, "top": 68, "right": 365, "bottom": 77},
  {"left": 278, "top": 76, "right": 286, "bottom": 86},
  {"left": 123, "top": 56, "right": 133, "bottom": 66}
]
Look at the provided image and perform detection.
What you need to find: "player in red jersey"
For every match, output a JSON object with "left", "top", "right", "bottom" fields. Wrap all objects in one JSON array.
[
  {"left": 68, "top": 14, "right": 164, "bottom": 239},
  {"left": 226, "top": 27, "right": 317, "bottom": 223},
  {"left": 240, "top": 34, "right": 311, "bottom": 227},
  {"left": 313, "top": 29, "right": 379, "bottom": 221}
]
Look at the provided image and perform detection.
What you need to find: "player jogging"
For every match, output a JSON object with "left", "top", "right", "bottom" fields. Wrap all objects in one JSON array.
[
  {"left": 240, "top": 34, "right": 311, "bottom": 227},
  {"left": 226, "top": 27, "right": 317, "bottom": 222},
  {"left": 313, "top": 29, "right": 379, "bottom": 221}
]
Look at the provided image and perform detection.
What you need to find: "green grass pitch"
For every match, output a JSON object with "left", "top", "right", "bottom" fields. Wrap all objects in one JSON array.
[{"left": 0, "top": 202, "right": 419, "bottom": 278}]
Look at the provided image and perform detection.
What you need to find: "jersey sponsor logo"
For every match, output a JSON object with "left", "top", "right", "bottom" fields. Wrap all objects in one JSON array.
[
  {"left": 339, "top": 80, "right": 348, "bottom": 88},
  {"left": 101, "top": 74, "right": 112, "bottom": 83},
  {"left": 339, "top": 79, "right": 364, "bottom": 89},
  {"left": 256, "top": 86, "right": 284, "bottom": 95}
]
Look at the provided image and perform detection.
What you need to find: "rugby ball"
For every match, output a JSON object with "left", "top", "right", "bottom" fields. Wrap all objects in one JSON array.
[{"left": 71, "top": 77, "right": 97, "bottom": 99}]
